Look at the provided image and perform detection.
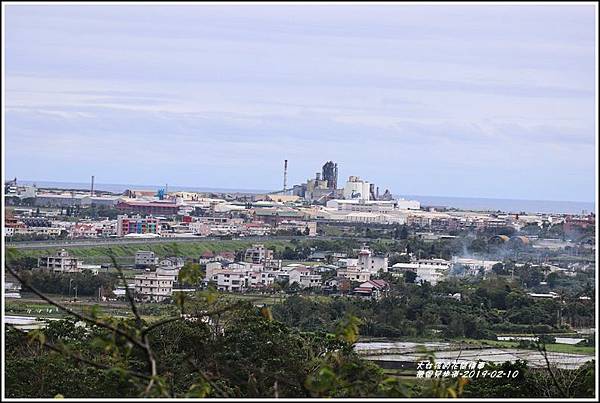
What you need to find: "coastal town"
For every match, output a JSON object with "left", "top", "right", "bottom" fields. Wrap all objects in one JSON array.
[
  {"left": 4, "top": 160, "right": 595, "bottom": 242},
  {"left": 5, "top": 160, "right": 595, "bottom": 305},
  {"left": 3, "top": 2, "right": 596, "bottom": 400}
]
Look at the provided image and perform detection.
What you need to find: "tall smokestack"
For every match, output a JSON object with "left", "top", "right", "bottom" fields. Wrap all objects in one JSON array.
[
  {"left": 90, "top": 175, "right": 95, "bottom": 196},
  {"left": 283, "top": 160, "right": 288, "bottom": 192}
]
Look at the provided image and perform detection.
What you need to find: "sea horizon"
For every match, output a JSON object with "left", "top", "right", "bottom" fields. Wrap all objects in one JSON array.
[{"left": 13, "top": 179, "right": 596, "bottom": 215}]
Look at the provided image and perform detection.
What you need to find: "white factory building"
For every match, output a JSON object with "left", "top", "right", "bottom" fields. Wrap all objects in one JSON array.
[
  {"left": 343, "top": 176, "right": 371, "bottom": 200},
  {"left": 326, "top": 199, "right": 420, "bottom": 212}
]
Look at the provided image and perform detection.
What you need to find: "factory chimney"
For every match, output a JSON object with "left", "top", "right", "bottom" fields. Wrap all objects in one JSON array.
[
  {"left": 90, "top": 175, "right": 95, "bottom": 196},
  {"left": 283, "top": 160, "right": 288, "bottom": 192}
]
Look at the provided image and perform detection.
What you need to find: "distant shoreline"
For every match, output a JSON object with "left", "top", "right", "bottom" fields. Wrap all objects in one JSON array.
[{"left": 14, "top": 180, "right": 596, "bottom": 215}]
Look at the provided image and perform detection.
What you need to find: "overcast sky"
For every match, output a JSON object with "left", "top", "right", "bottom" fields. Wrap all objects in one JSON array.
[{"left": 4, "top": 4, "right": 597, "bottom": 201}]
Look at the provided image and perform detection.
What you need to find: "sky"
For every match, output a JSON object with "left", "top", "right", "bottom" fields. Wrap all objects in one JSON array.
[{"left": 4, "top": 4, "right": 597, "bottom": 202}]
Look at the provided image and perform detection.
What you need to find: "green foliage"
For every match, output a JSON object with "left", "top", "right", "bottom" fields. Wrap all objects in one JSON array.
[
  {"left": 271, "top": 276, "right": 589, "bottom": 341},
  {"left": 464, "top": 360, "right": 596, "bottom": 398},
  {"left": 18, "top": 270, "right": 118, "bottom": 297},
  {"left": 177, "top": 262, "right": 204, "bottom": 286},
  {"left": 334, "top": 314, "right": 362, "bottom": 344},
  {"left": 404, "top": 270, "right": 417, "bottom": 284}
]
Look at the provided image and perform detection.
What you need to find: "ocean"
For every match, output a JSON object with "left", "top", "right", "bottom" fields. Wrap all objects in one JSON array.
[
  {"left": 16, "top": 180, "right": 595, "bottom": 215},
  {"left": 17, "top": 180, "right": 271, "bottom": 196},
  {"left": 396, "top": 194, "right": 595, "bottom": 215}
]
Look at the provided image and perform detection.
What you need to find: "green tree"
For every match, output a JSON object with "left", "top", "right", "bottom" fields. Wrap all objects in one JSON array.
[{"left": 404, "top": 270, "right": 417, "bottom": 284}]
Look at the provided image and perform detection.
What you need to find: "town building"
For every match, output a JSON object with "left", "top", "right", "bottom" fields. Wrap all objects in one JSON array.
[
  {"left": 135, "top": 251, "right": 159, "bottom": 268},
  {"left": 391, "top": 258, "right": 451, "bottom": 285},
  {"left": 37, "top": 249, "right": 83, "bottom": 272},
  {"left": 117, "top": 215, "right": 160, "bottom": 236},
  {"left": 159, "top": 257, "right": 185, "bottom": 272},
  {"left": 357, "top": 247, "right": 388, "bottom": 274},
  {"left": 323, "top": 276, "right": 352, "bottom": 294},
  {"left": 353, "top": 280, "right": 390, "bottom": 300},
  {"left": 288, "top": 267, "right": 322, "bottom": 289},
  {"left": 79, "top": 195, "right": 120, "bottom": 207},
  {"left": 336, "top": 266, "right": 371, "bottom": 282},
  {"left": 244, "top": 244, "right": 274, "bottom": 264},
  {"left": 34, "top": 193, "right": 86, "bottom": 207},
  {"left": 216, "top": 271, "right": 248, "bottom": 292},
  {"left": 12, "top": 226, "right": 63, "bottom": 237},
  {"left": 116, "top": 200, "right": 180, "bottom": 216},
  {"left": 134, "top": 271, "right": 176, "bottom": 302}
]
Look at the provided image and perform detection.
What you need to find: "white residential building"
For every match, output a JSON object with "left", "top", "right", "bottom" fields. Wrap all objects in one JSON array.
[
  {"left": 357, "top": 247, "right": 388, "bottom": 274},
  {"left": 288, "top": 267, "right": 322, "bottom": 289},
  {"left": 206, "top": 262, "right": 223, "bottom": 279},
  {"left": 134, "top": 271, "right": 176, "bottom": 302},
  {"left": 258, "top": 271, "right": 278, "bottom": 287},
  {"left": 159, "top": 257, "right": 185, "bottom": 271},
  {"left": 216, "top": 271, "right": 248, "bottom": 292},
  {"left": 337, "top": 266, "right": 371, "bottom": 283},
  {"left": 391, "top": 258, "right": 451, "bottom": 285},
  {"left": 37, "top": 249, "right": 83, "bottom": 273},
  {"left": 451, "top": 257, "right": 501, "bottom": 276},
  {"left": 244, "top": 244, "right": 274, "bottom": 264},
  {"left": 14, "top": 227, "right": 63, "bottom": 237}
]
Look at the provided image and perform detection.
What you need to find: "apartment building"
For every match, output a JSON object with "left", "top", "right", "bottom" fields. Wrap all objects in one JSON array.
[
  {"left": 117, "top": 215, "right": 160, "bottom": 236},
  {"left": 288, "top": 267, "right": 322, "bottom": 289},
  {"left": 37, "top": 249, "right": 83, "bottom": 273},
  {"left": 244, "top": 244, "right": 274, "bottom": 264},
  {"left": 216, "top": 271, "right": 248, "bottom": 292},
  {"left": 336, "top": 266, "right": 371, "bottom": 283},
  {"left": 134, "top": 271, "right": 176, "bottom": 302}
]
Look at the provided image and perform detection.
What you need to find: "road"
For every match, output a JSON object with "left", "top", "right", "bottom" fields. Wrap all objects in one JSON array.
[{"left": 5, "top": 235, "right": 364, "bottom": 250}]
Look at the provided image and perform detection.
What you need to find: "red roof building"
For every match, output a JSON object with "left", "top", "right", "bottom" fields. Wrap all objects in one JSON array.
[{"left": 117, "top": 201, "right": 179, "bottom": 216}]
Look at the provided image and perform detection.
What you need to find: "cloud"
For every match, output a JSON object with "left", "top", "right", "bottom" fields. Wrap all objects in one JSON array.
[{"left": 3, "top": 4, "right": 596, "bottom": 201}]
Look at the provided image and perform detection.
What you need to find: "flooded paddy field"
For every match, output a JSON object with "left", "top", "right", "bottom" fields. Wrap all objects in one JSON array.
[{"left": 355, "top": 341, "right": 594, "bottom": 370}]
